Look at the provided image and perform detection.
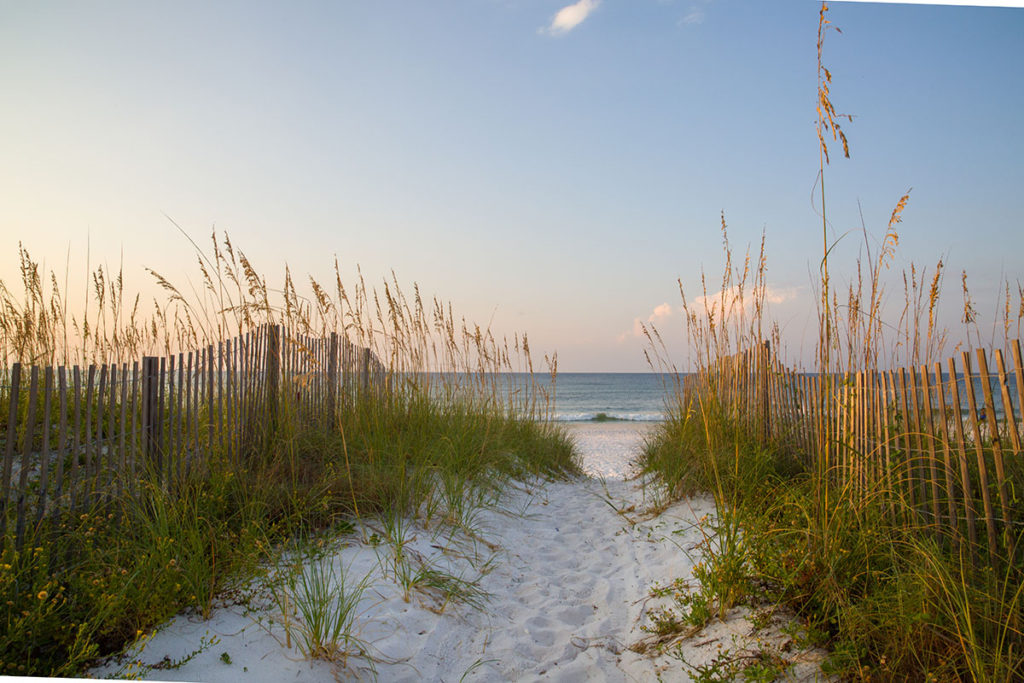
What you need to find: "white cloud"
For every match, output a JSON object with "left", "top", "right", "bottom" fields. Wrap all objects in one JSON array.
[
  {"left": 693, "top": 285, "right": 799, "bottom": 319},
  {"left": 679, "top": 0, "right": 716, "bottom": 27},
  {"left": 618, "top": 286, "right": 801, "bottom": 344},
  {"left": 679, "top": 7, "right": 704, "bottom": 25},
  {"left": 621, "top": 302, "right": 675, "bottom": 341},
  {"left": 541, "top": 0, "right": 600, "bottom": 36},
  {"left": 650, "top": 302, "right": 673, "bottom": 322}
]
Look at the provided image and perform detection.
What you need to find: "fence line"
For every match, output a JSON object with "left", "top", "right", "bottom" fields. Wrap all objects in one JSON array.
[
  {"left": 0, "top": 324, "right": 386, "bottom": 550},
  {"left": 685, "top": 339, "right": 1023, "bottom": 566}
]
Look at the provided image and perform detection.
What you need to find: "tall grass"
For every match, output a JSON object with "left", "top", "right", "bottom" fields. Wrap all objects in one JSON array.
[
  {"left": 0, "top": 231, "right": 578, "bottom": 676},
  {"left": 639, "top": 3, "right": 1024, "bottom": 680}
]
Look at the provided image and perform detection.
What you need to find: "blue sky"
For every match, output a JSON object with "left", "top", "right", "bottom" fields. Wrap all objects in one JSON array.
[{"left": 1, "top": 1, "right": 1022, "bottom": 371}]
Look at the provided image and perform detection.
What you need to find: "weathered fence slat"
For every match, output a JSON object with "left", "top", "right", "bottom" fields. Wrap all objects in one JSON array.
[
  {"left": 961, "top": 351, "right": 999, "bottom": 562},
  {"left": 192, "top": 350, "right": 200, "bottom": 478},
  {"left": 976, "top": 348, "right": 1011, "bottom": 553},
  {"left": 947, "top": 356, "right": 978, "bottom": 556},
  {"left": 880, "top": 370, "right": 896, "bottom": 520},
  {"left": 185, "top": 351, "right": 194, "bottom": 482},
  {"left": 1, "top": 362, "right": 21, "bottom": 536},
  {"left": 70, "top": 367, "right": 81, "bottom": 512},
  {"left": 107, "top": 364, "right": 117, "bottom": 499},
  {"left": 872, "top": 371, "right": 887, "bottom": 512},
  {"left": 225, "top": 339, "right": 234, "bottom": 466},
  {"left": 993, "top": 349, "right": 1021, "bottom": 456},
  {"left": 933, "top": 362, "right": 958, "bottom": 543},
  {"left": 217, "top": 341, "right": 224, "bottom": 458},
  {"left": 166, "top": 355, "right": 176, "bottom": 486},
  {"left": 130, "top": 361, "right": 139, "bottom": 495},
  {"left": 206, "top": 344, "right": 215, "bottom": 455},
  {"left": 118, "top": 363, "right": 128, "bottom": 506},
  {"left": 267, "top": 325, "right": 281, "bottom": 428},
  {"left": 15, "top": 366, "right": 40, "bottom": 546},
  {"left": 174, "top": 354, "right": 183, "bottom": 486},
  {"left": 96, "top": 364, "right": 107, "bottom": 494},
  {"left": 158, "top": 357, "right": 167, "bottom": 482},
  {"left": 84, "top": 365, "right": 95, "bottom": 499},
  {"left": 35, "top": 367, "right": 54, "bottom": 527},
  {"left": 142, "top": 357, "right": 159, "bottom": 482},
  {"left": 1013, "top": 340, "right": 1024, "bottom": 446},
  {"left": 55, "top": 367, "right": 67, "bottom": 506},
  {"left": 920, "top": 365, "right": 942, "bottom": 528}
]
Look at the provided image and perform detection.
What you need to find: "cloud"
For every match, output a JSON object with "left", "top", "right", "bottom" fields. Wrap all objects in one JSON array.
[
  {"left": 541, "top": 0, "right": 600, "bottom": 36},
  {"left": 620, "top": 302, "right": 675, "bottom": 342},
  {"left": 679, "top": 7, "right": 705, "bottom": 25},
  {"left": 650, "top": 302, "right": 674, "bottom": 321},
  {"left": 692, "top": 285, "right": 799, "bottom": 319},
  {"left": 679, "top": 0, "right": 715, "bottom": 27}
]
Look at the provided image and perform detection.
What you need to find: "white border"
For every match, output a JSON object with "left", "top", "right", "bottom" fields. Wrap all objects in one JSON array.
[{"left": 833, "top": 0, "right": 1024, "bottom": 7}]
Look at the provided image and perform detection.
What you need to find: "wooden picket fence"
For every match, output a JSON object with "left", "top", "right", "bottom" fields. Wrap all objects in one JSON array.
[
  {"left": 685, "top": 340, "right": 1024, "bottom": 565},
  {"left": 0, "top": 324, "right": 387, "bottom": 549}
]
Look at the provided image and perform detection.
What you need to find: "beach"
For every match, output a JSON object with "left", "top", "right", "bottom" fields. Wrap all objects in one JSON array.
[{"left": 91, "top": 422, "right": 827, "bottom": 682}]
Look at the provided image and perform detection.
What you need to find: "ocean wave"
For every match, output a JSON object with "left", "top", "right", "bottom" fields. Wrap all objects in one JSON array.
[{"left": 555, "top": 411, "right": 664, "bottom": 423}]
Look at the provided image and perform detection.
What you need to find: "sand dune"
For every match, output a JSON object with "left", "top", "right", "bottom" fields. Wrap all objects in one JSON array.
[{"left": 91, "top": 424, "right": 828, "bottom": 682}]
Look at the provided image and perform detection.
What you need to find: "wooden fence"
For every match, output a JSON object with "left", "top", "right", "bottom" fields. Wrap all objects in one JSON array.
[
  {"left": 685, "top": 340, "right": 1023, "bottom": 565},
  {"left": 0, "top": 324, "right": 386, "bottom": 549}
]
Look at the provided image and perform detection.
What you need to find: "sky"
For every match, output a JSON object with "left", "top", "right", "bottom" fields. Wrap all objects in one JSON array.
[{"left": 1, "top": 0, "right": 1022, "bottom": 371}]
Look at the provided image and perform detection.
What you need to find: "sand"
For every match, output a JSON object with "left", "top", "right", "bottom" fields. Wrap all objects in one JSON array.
[{"left": 89, "top": 422, "right": 829, "bottom": 682}]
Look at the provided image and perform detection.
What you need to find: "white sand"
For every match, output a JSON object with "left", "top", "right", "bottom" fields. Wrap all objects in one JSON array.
[{"left": 90, "top": 422, "right": 829, "bottom": 682}]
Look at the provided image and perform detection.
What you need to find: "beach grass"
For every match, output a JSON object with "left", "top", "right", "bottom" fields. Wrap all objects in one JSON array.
[
  {"left": 642, "top": 400, "right": 1024, "bottom": 679},
  {"left": 637, "top": 4, "right": 1024, "bottom": 679},
  {"left": 0, "top": 233, "right": 578, "bottom": 677}
]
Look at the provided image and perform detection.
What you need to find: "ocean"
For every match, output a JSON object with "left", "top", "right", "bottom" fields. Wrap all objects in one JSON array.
[
  {"left": 541, "top": 372, "right": 672, "bottom": 423},
  {"left": 539, "top": 373, "right": 671, "bottom": 479}
]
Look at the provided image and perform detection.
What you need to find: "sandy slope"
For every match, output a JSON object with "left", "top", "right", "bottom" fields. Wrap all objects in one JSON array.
[{"left": 91, "top": 423, "right": 828, "bottom": 682}]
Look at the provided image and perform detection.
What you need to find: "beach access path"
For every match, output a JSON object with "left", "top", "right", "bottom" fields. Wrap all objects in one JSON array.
[{"left": 92, "top": 423, "right": 828, "bottom": 682}]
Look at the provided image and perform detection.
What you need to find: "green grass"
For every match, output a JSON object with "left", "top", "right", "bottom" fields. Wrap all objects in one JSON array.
[
  {"left": 0, "top": 385, "right": 578, "bottom": 677},
  {"left": 633, "top": 6, "right": 1024, "bottom": 679},
  {"left": 0, "top": 231, "right": 579, "bottom": 677},
  {"left": 268, "top": 553, "right": 374, "bottom": 671},
  {"left": 639, "top": 392, "right": 1024, "bottom": 681}
]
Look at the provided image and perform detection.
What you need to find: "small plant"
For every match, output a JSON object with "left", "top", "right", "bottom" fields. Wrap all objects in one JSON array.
[
  {"left": 407, "top": 563, "right": 488, "bottom": 614},
  {"left": 270, "top": 556, "right": 373, "bottom": 670},
  {"left": 643, "top": 605, "right": 688, "bottom": 638},
  {"left": 634, "top": 578, "right": 712, "bottom": 654},
  {"left": 748, "top": 607, "right": 774, "bottom": 631},
  {"left": 691, "top": 510, "right": 750, "bottom": 621},
  {"left": 674, "top": 642, "right": 789, "bottom": 683},
  {"left": 675, "top": 645, "right": 742, "bottom": 683},
  {"left": 739, "top": 646, "right": 790, "bottom": 682},
  {"left": 111, "top": 631, "right": 220, "bottom": 678},
  {"left": 648, "top": 577, "right": 688, "bottom": 599}
]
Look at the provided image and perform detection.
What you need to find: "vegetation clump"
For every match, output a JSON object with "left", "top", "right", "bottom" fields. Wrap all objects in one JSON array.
[
  {"left": 0, "top": 233, "right": 578, "bottom": 676},
  {"left": 639, "top": 6, "right": 1024, "bottom": 678}
]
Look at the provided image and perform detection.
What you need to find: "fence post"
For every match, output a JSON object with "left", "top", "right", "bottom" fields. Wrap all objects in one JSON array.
[
  {"left": 761, "top": 340, "right": 771, "bottom": 442},
  {"left": 1, "top": 363, "right": 21, "bottom": 538},
  {"left": 266, "top": 324, "right": 281, "bottom": 430},
  {"left": 142, "top": 356, "right": 161, "bottom": 484},
  {"left": 327, "top": 333, "right": 339, "bottom": 420},
  {"left": 362, "top": 347, "right": 371, "bottom": 393}
]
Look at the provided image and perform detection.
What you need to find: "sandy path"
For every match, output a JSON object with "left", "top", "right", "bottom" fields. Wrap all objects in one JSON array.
[
  {"left": 388, "top": 475, "right": 716, "bottom": 681},
  {"left": 93, "top": 423, "right": 826, "bottom": 682}
]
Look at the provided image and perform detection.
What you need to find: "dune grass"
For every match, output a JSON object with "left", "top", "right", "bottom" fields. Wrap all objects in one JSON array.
[
  {"left": 641, "top": 393, "right": 1024, "bottom": 680},
  {"left": 637, "top": 4, "right": 1024, "bottom": 679},
  {"left": 0, "top": 233, "right": 578, "bottom": 677}
]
